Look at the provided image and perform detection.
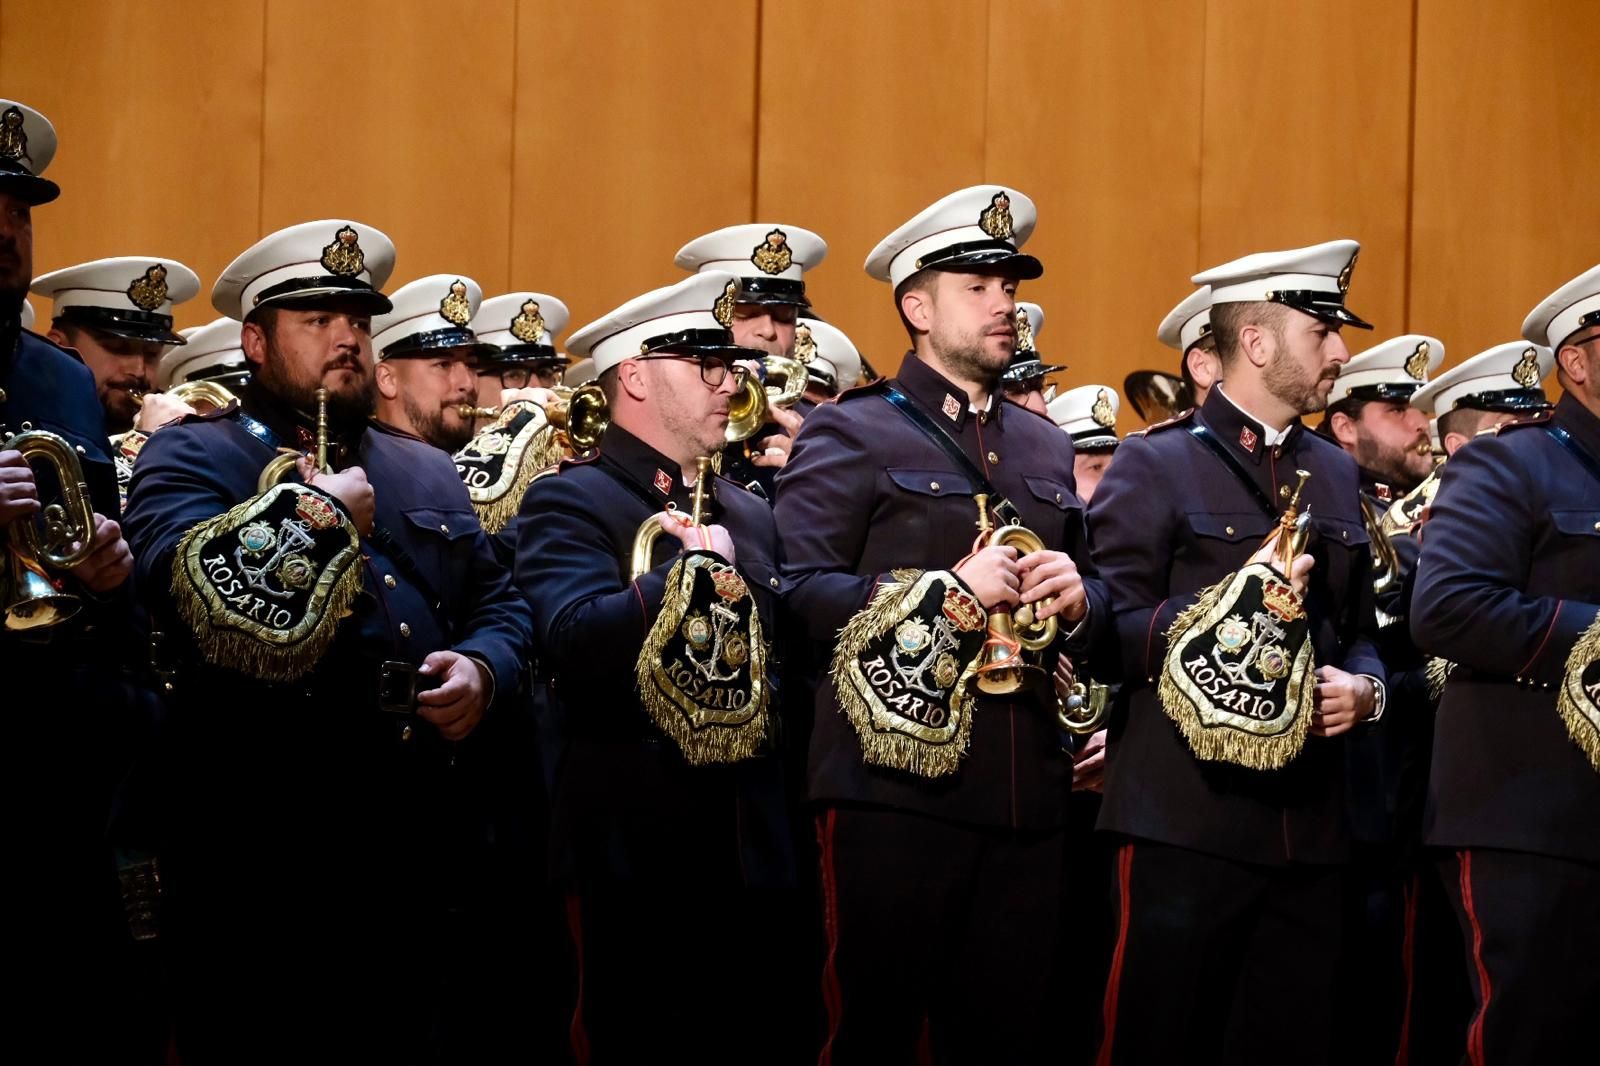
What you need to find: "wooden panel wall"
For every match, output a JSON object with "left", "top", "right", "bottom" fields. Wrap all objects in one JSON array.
[{"left": 4, "top": 0, "right": 1596, "bottom": 430}]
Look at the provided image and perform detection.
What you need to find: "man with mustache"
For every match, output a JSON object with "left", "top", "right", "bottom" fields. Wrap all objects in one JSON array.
[
  {"left": 1, "top": 97, "right": 142, "bottom": 1061},
  {"left": 32, "top": 255, "right": 201, "bottom": 435},
  {"left": 1089, "top": 240, "right": 1385, "bottom": 1065},
  {"left": 121, "top": 220, "right": 533, "bottom": 1061},
  {"left": 371, "top": 273, "right": 490, "bottom": 454},
  {"left": 775, "top": 185, "right": 1110, "bottom": 1062},
  {"left": 676, "top": 222, "right": 827, "bottom": 497},
  {"left": 514, "top": 271, "right": 793, "bottom": 1063},
  {"left": 1410, "top": 263, "right": 1600, "bottom": 1063}
]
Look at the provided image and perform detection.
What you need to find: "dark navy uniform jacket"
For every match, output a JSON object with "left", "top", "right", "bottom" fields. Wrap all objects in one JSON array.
[
  {"left": 1088, "top": 386, "right": 1385, "bottom": 865},
  {"left": 1411, "top": 393, "right": 1600, "bottom": 864},
  {"left": 774, "top": 353, "right": 1110, "bottom": 832},
  {"left": 122, "top": 383, "right": 531, "bottom": 897},
  {"left": 514, "top": 424, "right": 792, "bottom": 889}
]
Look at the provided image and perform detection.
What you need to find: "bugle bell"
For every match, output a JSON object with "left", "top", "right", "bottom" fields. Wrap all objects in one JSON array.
[
  {"left": 725, "top": 354, "right": 807, "bottom": 445},
  {"left": 1, "top": 428, "right": 100, "bottom": 630},
  {"left": 545, "top": 384, "right": 609, "bottom": 454}
]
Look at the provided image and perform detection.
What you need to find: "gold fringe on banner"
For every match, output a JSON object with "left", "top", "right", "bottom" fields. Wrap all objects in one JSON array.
[{"left": 1556, "top": 612, "right": 1600, "bottom": 774}]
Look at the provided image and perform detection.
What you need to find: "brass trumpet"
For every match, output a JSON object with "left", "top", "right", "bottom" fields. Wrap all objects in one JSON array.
[
  {"left": 971, "top": 493, "right": 1059, "bottom": 695},
  {"left": 257, "top": 387, "right": 331, "bottom": 493},
  {"left": 726, "top": 353, "right": 807, "bottom": 444},
  {"left": 629, "top": 456, "right": 712, "bottom": 580},
  {"left": 1, "top": 428, "right": 100, "bottom": 629},
  {"left": 546, "top": 384, "right": 609, "bottom": 453}
]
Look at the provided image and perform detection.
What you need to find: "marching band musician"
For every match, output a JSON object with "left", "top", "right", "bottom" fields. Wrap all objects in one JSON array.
[
  {"left": 1088, "top": 240, "right": 1386, "bottom": 1066},
  {"left": 1, "top": 98, "right": 141, "bottom": 1058},
  {"left": 775, "top": 185, "right": 1110, "bottom": 1062},
  {"left": 370, "top": 273, "right": 492, "bottom": 453},
  {"left": 121, "top": 220, "right": 532, "bottom": 1062},
  {"left": 1410, "top": 263, "right": 1600, "bottom": 1062},
  {"left": 470, "top": 290, "right": 571, "bottom": 413},
  {"left": 1047, "top": 383, "right": 1122, "bottom": 505},
  {"left": 513, "top": 270, "right": 795, "bottom": 1063},
  {"left": 676, "top": 222, "right": 827, "bottom": 494}
]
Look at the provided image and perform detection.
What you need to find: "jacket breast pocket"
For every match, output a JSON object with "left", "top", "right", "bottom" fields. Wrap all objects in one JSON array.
[
  {"left": 882, "top": 467, "right": 977, "bottom": 559},
  {"left": 1021, "top": 475, "right": 1084, "bottom": 549},
  {"left": 1311, "top": 513, "right": 1369, "bottom": 553},
  {"left": 398, "top": 505, "right": 479, "bottom": 608}
]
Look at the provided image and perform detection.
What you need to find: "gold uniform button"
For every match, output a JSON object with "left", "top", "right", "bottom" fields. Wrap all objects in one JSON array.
[
  {"left": 0, "top": 387, "right": 6, "bottom": 402},
  {"left": 930, "top": 481, "right": 941, "bottom": 492},
  {"left": 1055, "top": 492, "right": 1063, "bottom": 504},
  {"left": 1225, "top": 525, "right": 1235, "bottom": 536},
  {"left": 384, "top": 574, "right": 397, "bottom": 589},
  {"left": 1592, "top": 521, "right": 1600, "bottom": 531},
  {"left": 439, "top": 523, "right": 450, "bottom": 534},
  {"left": 987, "top": 451, "right": 999, "bottom": 463},
  {"left": 399, "top": 622, "right": 411, "bottom": 638},
  {"left": 769, "top": 577, "right": 780, "bottom": 588},
  {"left": 75, "top": 444, "right": 86, "bottom": 455},
  {"left": 1279, "top": 485, "right": 1292, "bottom": 500}
]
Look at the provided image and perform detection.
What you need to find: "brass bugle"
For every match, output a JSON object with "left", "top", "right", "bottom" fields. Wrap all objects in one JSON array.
[
  {"left": 257, "top": 387, "right": 332, "bottom": 493},
  {"left": 1, "top": 428, "right": 100, "bottom": 629},
  {"left": 131, "top": 379, "right": 240, "bottom": 414},
  {"left": 546, "top": 384, "right": 609, "bottom": 453},
  {"left": 629, "top": 456, "right": 712, "bottom": 580},
  {"left": 971, "top": 493, "right": 1058, "bottom": 695},
  {"left": 1271, "top": 469, "right": 1313, "bottom": 573},
  {"left": 726, "top": 353, "right": 807, "bottom": 444},
  {"left": 455, "top": 405, "right": 500, "bottom": 419}
]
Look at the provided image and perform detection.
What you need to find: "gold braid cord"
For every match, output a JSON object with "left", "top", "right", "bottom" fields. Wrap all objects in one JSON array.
[
  {"left": 829, "top": 568, "right": 988, "bottom": 779},
  {"left": 1157, "top": 563, "right": 1317, "bottom": 770},
  {"left": 1425, "top": 656, "right": 1456, "bottom": 703},
  {"left": 636, "top": 551, "right": 771, "bottom": 765},
  {"left": 172, "top": 483, "right": 361, "bottom": 681},
  {"left": 1556, "top": 611, "right": 1600, "bottom": 774},
  {"left": 453, "top": 401, "right": 566, "bottom": 534}
]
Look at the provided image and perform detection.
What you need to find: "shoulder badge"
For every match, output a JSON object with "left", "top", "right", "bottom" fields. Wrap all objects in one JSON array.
[
  {"left": 979, "top": 192, "right": 1014, "bottom": 241},
  {"left": 1404, "top": 341, "right": 1431, "bottom": 382},
  {"left": 713, "top": 279, "right": 738, "bottom": 328},
  {"left": 320, "top": 225, "right": 365, "bottom": 278},
  {"left": 126, "top": 264, "right": 170, "bottom": 312},
  {"left": 751, "top": 228, "right": 793, "bottom": 275},
  {"left": 1511, "top": 347, "right": 1541, "bottom": 388},
  {"left": 510, "top": 298, "right": 544, "bottom": 343}
]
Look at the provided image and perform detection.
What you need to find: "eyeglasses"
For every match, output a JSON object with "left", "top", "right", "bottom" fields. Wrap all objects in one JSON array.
[
  {"left": 1003, "top": 379, "right": 1057, "bottom": 403},
  {"left": 641, "top": 353, "right": 752, "bottom": 390},
  {"left": 486, "top": 366, "right": 533, "bottom": 389}
]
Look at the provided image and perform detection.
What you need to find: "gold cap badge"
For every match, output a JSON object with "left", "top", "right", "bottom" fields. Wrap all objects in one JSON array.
[
  {"left": 751, "top": 229, "right": 793, "bottom": 275},
  {"left": 321, "top": 225, "right": 365, "bottom": 278},
  {"left": 1015, "top": 308, "right": 1035, "bottom": 351},
  {"left": 0, "top": 106, "right": 28, "bottom": 164},
  {"left": 511, "top": 299, "right": 545, "bottom": 344},
  {"left": 126, "top": 264, "right": 169, "bottom": 312},
  {"left": 1338, "top": 249, "right": 1359, "bottom": 296},
  {"left": 1091, "top": 388, "right": 1116, "bottom": 428},
  {"left": 440, "top": 279, "right": 472, "bottom": 327},
  {"left": 979, "top": 192, "right": 1014, "bottom": 241},
  {"left": 793, "top": 322, "right": 816, "bottom": 365},
  {"left": 713, "top": 280, "right": 738, "bottom": 328},
  {"left": 1404, "top": 341, "right": 1431, "bottom": 382},
  {"left": 1512, "top": 347, "right": 1541, "bottom": 388}
]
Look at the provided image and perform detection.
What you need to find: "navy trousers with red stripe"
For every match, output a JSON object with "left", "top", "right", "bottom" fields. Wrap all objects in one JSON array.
[
  {"left": 1439, "top": 849, "right": 1600, "bottom": 1065},
  {"left": 1094, "top": 838, "right": 1343, "bottom": 1066},
  {"left": 815, "top": 806, "right": 1065, "bottom": 1066}
]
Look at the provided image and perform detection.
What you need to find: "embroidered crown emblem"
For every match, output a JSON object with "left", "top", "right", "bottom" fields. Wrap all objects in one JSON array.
[
  {"left": 793, "top": 322, "right": 817, "bottom": 365},
  {"left": 1015, "top": 307, "right": 1035, "bottom": 351},
  {"left": 440, "top": 279, "right": 472, "bottom": 326},
  {"left": 321, "top": 225, "right": 365, "bottom": 278},
  {"left": 126, "top": 264, "right": 169, "bottom": 312},
  {"left": 1338, "top": 249, "right": 1359, "bottom": 296},
  {"left": 1512, "top": 347, "right": 1540, "bottom": 388},
  {"left": 751, "top": 229, "right": 793, "bottom": 275},
  {"left": 0, "top": 106, "right": 28, "bottom": 164},
  {"left": 1091, "top": 388, "right": 1116, "bottom": 428},
  {"left": 510, "top": 299, "right": 544, "bottom": 343},
  {"left": 979, "top": 192, "right": 1014, "bottom": 241},
  {"left": 1404, "top": 341, "right": 1431, "bottom": 382},
  {"left": 1261, "top": 578, "right": 1304, "bottom": 623},
  {"left": 713, "top": 280, "right": 738, "bottom": 328}
]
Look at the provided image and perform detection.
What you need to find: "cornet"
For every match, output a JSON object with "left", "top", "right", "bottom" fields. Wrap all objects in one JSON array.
[
  {"left": 257, "top": 387, "right": 332, "bottom": 493},
  {"left": 630, "top": 457, "right": 712, "bottom": 581},
  {"left": 1, "top": 428, "right": 100, "bottom": 630},
  {"left": 971, "top": 493, "right": 1059, "bottom": 695},
  {"left": 726, "top": 353, "right": 807, "bottom": 444}
]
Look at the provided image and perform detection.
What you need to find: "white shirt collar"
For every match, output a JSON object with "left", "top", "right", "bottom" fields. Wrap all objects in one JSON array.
[{"left": 1216, "top": 384, "right": 1292, "bottom": 446}]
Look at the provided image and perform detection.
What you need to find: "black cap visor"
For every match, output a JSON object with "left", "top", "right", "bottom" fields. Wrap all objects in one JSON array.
[
  {"left": 736, "top": 276, "right": 810, "bottom": 308},
  {"left": 381, "top": 326, "right": 495, "bottom": 360},
  {"left": 1002, "top": 356, "right": 1068, "bottom": 385},
  {"left": 56, "top": 305, "right": 186, "bottom": 345},
  {"left": 1265, "top": 290, "right": 1373, "bottom": 330},
  {"left": 1344, "top": 382, "right": 1421, "bottom": 404},
  {"left": 1455, "top": 388, "right": 1553, "bottom": 414},
  {"left": 0, "top": 165, "right": 60, "bottom": 207}
]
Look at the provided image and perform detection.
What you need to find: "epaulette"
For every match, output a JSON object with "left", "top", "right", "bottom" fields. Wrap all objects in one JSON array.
[
  {"left": 1488, "top": 408, "right": 1555, "bottom": 434},
  {"left": 1127, "top": 406, "right": 1195, "bottom": 437},
  {"left": 835, "top": 377, "right": 890, "bottom": 403}
]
